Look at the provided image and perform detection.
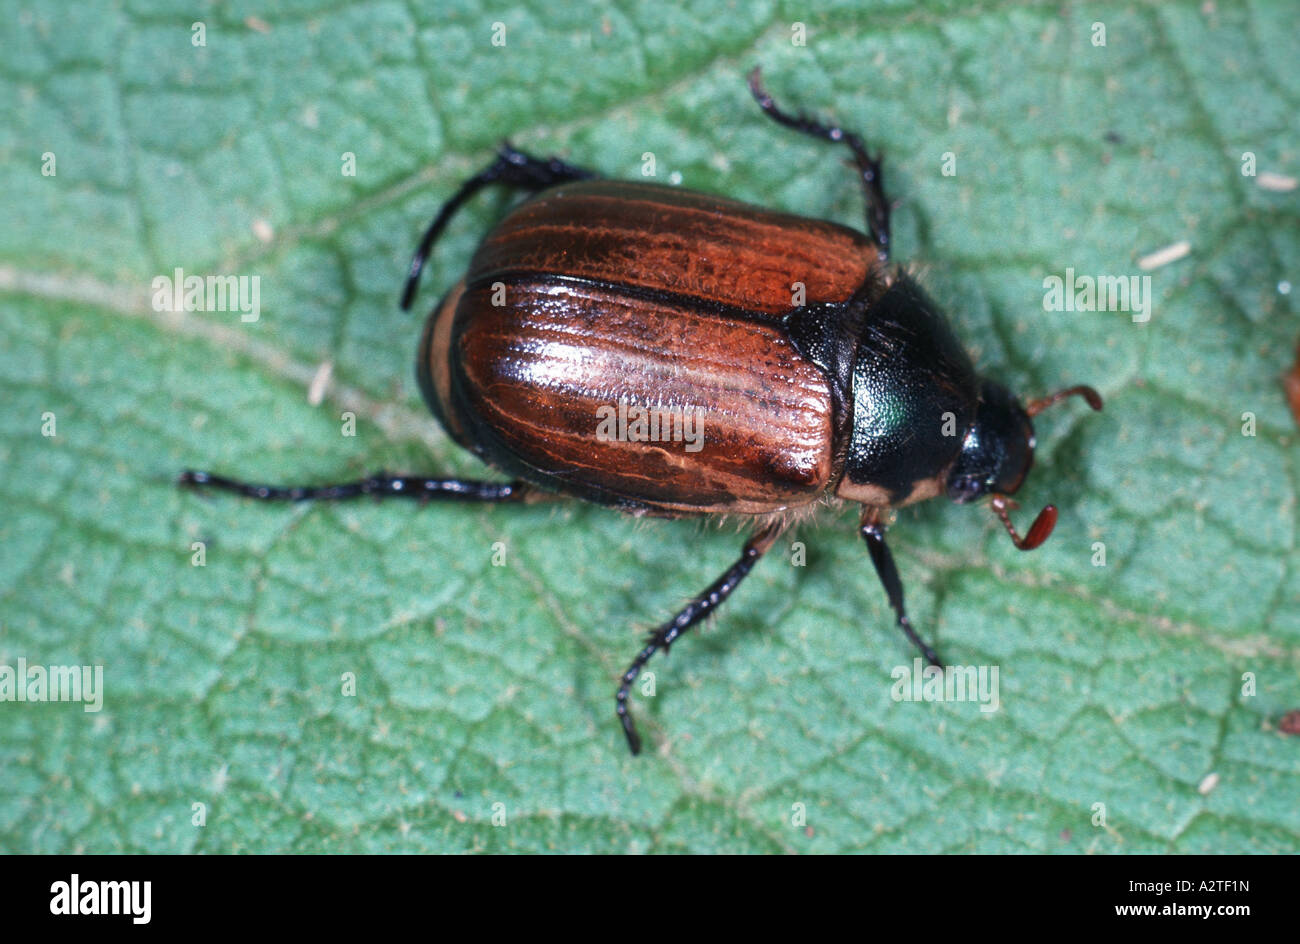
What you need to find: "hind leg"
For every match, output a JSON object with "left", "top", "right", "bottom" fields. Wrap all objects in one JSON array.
[
  {"left": 401, "top": 144, "right": 599, "bottom": 309},
  {"left": 178, "top": 470, "right": 536, "bottom": 504}
]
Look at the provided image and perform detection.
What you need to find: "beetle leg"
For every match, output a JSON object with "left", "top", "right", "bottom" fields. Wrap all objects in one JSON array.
[
  {"left": 859, "top": 507, "right": 942, "bottom": 667},
  {"left": 747, "top": 67, "right": 892, "bottom": 260},
  {"left": 178, "top": 469, "right": 536, "bottom": 503},
  {"left": 401, "top": 143, "right": 599, "bottom": 310},
  {"left": 615, "top": 522, "right": 781, "bottom": 755}
]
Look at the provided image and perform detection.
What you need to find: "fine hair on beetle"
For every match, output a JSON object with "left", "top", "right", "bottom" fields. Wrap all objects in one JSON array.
[{"left": 180, "top": 68, "right": 1103, "bottom": 756}]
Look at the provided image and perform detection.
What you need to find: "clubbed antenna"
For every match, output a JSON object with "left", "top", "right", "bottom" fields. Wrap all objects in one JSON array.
[{"left": 990, "top": 494, "right": 1057, "bottom": 551}]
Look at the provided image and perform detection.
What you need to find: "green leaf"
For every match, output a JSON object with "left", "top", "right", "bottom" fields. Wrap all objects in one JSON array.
[{"left": 2, "top": 0, "right": 1297, "bottom": 853}]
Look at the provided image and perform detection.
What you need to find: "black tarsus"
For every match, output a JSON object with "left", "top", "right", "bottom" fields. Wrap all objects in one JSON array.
[
  {"left": 400, "top": 143, "right": 599, "bottom": 311},
  {"left": 615, "top": 523, "right": 781, "bottom": 755},
  {"left": 859, "top": 509, "right": 942, "bottom": 667},
  {"left": 747, "top": 66, "right": 893, "bottom": 260},
  {"left": 178, "top": 469, "right": 532, "bottom": 504}
]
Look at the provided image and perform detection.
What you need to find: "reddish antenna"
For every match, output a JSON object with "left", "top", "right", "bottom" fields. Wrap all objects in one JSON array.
[
  {"left": 990, "top": 494, "right": 1057, "bottom": 551},
  {"left": 997, "top": 384, "right": 1102, "bottom": 550},
  {"left": 1026, "top": 385, "right": 1103, "bottom": 417}
]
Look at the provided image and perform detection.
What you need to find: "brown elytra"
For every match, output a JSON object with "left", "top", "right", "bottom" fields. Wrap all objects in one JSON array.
[{"left": 419, "top": 180, "right": 882, "bottom": 517}]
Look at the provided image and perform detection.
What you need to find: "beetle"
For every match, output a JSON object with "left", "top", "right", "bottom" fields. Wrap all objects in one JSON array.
[{"left": 181, "top": 69, "right": 1103, "bottom": 755}]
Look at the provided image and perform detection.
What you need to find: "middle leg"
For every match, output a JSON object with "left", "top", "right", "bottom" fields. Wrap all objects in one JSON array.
[
  {"left": 747, "top": 67, "right": 893, "bottom": 260},
  {"left": 615, "top": 521, "right": 781, "bottom": 755}
]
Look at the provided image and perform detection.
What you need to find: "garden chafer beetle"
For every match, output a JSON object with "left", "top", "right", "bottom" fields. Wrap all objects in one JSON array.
[{"left": 183, "top": 70, "right": 1102, "bottom": 754}]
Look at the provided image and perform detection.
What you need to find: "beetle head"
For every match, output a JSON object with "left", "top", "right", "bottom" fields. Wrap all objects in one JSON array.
[
  {"left": 946, "top": 380, "right": 1035, "bottom": 503},
  {"left": 946, "top": 380, "right": 1102, "bottom": 551}
]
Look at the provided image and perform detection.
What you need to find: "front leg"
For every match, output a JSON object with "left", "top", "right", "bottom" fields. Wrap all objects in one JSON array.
[
  {"left": 859, "top": 506, "right": 942, "bottom": 667},
  {"left": 615, "top": 522, "right": 781, "bottom": 755}
]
